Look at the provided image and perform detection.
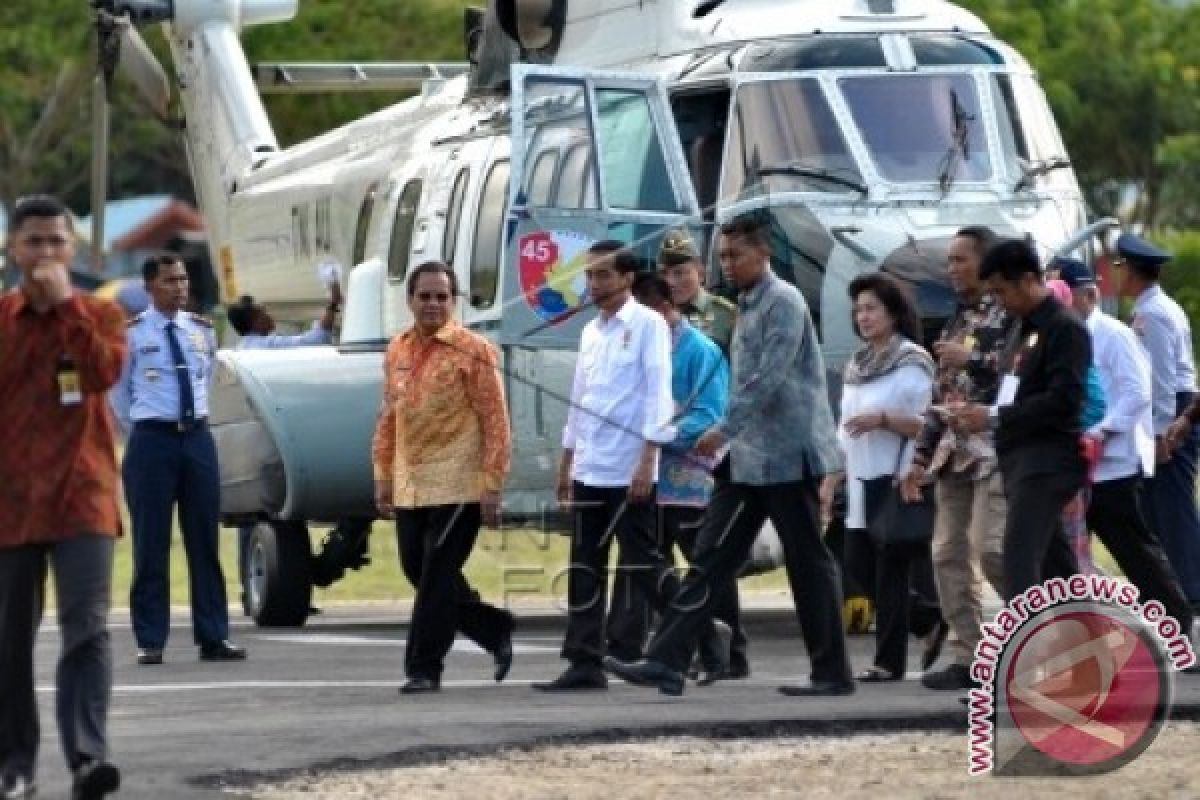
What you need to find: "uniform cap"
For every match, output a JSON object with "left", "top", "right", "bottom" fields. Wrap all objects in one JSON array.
[
  {"left": 1117, "top": 232, "right": 1172, "bottom": 271},
  {"left": 658, "top": 228, "right": 700, "bottom": 265},
  {"left": 1051, "top": 256, "right": 1096, "bottom": 289}
]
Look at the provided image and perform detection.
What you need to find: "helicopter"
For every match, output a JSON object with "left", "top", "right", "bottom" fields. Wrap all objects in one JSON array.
[{"left": 85, "top": 0, "right": 1106, "bottom": 626}]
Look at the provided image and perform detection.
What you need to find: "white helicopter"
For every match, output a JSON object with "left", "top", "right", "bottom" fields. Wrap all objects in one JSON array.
[{"left": 88, "top": 0, "right": 1105, "bottom": 625}]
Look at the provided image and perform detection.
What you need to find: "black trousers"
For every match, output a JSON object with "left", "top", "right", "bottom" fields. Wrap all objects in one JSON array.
[
  {"left": 1000, "top": 462, "right": 1084, "bottom": 601},
  {"left": 1089, "top": 474, "right": 1194, "bottom": 631},
  {"left": 562, "top": 483, "right": 686, "bottom": 667},
  {"left": 394, "top": 504, "right": 513, "bottom": 680},
  {"left": 606, "top": 506, "right": 747, "bottom": 668},
  {"left": 647, "top": 461, "right": 851, "bottom": 683},
  {"left": 0, "top": 536, "right": 113, "bottom": 782},
  {"left": 844, "top": 528, "right": 941, "bottom": 676}
]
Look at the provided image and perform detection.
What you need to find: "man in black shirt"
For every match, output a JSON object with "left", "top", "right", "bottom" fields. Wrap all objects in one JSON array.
[{"left": 949, "top": 240, "right": 1085, "bottom": 600}]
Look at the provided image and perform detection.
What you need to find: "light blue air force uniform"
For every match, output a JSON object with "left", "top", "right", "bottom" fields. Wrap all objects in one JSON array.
[
  {"left": 111, "top": 307, "right": 230, "bottom": 651},
  {"left": 1133, "top": 285, "right": 1200, "bottom": 604},
  {"left": 236, "top": 323, "right": 331, "bottom": 350}
]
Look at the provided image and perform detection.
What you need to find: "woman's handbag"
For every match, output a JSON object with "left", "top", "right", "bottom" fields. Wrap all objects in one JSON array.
[{"left": 861, "top": 440, "right": 936, "bottom": 547}]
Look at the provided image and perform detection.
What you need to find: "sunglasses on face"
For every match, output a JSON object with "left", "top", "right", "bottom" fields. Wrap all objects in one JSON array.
[{"left": 415, "top": 292, "right": 452, "bottom": 302}]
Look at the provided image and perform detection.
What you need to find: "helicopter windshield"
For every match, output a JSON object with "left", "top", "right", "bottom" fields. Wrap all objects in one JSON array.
[
  {"left": 840, "top": 73, "right": 990, "bottom": 184},
  {"left": 721, "top": 78, "right": 862, "bottom": 202}
]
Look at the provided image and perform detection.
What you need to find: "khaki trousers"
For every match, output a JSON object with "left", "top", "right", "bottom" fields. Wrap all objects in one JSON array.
[{"left": 931, "top": 469, "right": 1006, "bottom": 666}]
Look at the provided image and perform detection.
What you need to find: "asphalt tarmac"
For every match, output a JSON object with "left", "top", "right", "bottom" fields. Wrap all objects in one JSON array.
[{"left": 28, "top": 607, "right": 1200, "bottom": 798}]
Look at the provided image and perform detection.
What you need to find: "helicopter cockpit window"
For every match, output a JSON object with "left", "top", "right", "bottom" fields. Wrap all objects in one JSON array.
[
  {"left": 840, "top": 74, "right": 990, "bottom": 184},
  {"left": 520, "top": 78, "right": 599, "bottom": 211},
  {"left": 990, "top": 75, "right": 1028, "bottom": 183},
  {"left": 594, "top": 88, "right": 680, "bottom": 212},
  {"left": 721, "top": 79, "right": 862, "bottom": 202},
  {"left": 470, "top": 159, "right": 509, "bottom": 309},
  {"left": 443, "top": 168, "right": 470, "bottom": 266},
  {"left": 387, "top": 178, "right": 422, "bottom": 282},
  {"left": 910, "top": 36, "right": 1005, "bottom": 67},
  {"left": 741, "top": 38, "right": 887, "bottom": 71}
]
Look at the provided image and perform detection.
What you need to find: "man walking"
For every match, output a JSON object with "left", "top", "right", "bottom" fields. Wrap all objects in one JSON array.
[
  {"left": 951, "top": 240, "right": 1085, "bottom": 599},
  {"left": 1058, "top": 257, "right": 1194, "bottom": 634},
  {"left": 1119, "top": 234, "right": 1200, "bottom": 607},
  {"left": 605, "top": 213, "right": 853, "bottom": 697},
  {"left": 112, "top": 254, "right": 246, "bottom": 666},
  {"left": 372, "top": 261, "right": 515, "bottom": 693},
  {"left": 0, "top": 195, "right": 124, "bottom": 799},
  {"left": 535, "top": 241, "right": 727, "bottom": 691},
  {"left": 902, "top": 226, "right": 1012, "bottom": 691}
]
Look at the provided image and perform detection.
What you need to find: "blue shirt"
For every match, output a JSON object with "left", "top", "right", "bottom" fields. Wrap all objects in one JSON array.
[
  {"left": 111, "top": 307, "right": 216, "bottom": 432},
  {"left": 659, "top": 318, "right": 730, "bottom": 506},
  {"left": 1081, "top": 364, "right": 1107, "bottom": 430},
  {"left": 237, "top": 323, "right": 331, "bottom": 350}
]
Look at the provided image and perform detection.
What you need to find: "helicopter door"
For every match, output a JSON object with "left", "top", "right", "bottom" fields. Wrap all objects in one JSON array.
[{"left": 501, "top": 64, "right": 700, "bottom": 350}]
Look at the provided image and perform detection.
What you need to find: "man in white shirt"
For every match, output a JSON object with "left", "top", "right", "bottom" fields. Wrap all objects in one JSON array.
[
  {"left": 534, "top": 241, "right": 707, "bottom": 691},
  {"left": 1059, "top": 258, "right": 1194, "bottom": 634}
]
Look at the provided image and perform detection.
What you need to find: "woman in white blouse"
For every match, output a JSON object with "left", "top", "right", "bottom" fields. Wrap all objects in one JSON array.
[{"left": 821, "top": 273, "right": 940, "bottom": 682}]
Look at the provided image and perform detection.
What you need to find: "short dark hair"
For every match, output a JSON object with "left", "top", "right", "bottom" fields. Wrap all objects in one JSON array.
[
  {"left": 719, "top": 210, "right": 772, "bottom": 248},
  {"left": 587, "top": 240, "right": 640, "bottom": 275},
  {"left": 9, "top": 194, "right": 72, "bottom": 234},
  {"left": 226, "top": 295, "right": 258, "bottom": 336},
  {"left": 955, "top": 225, "right": 998, "bottom": 257},
  {"left": 142, "top": 252, "right": 184, "bottom": 282},
  {"left": 979, "top": 238, "right": 1042, "bottom": 282},
  {"left": 847, "top": 272, "right": 923, "bottom": 344},
  {"left": 406, "top": 260, "right": 459, "bottom": 297},
  {"left": 632, "top": 272, "right": 671, "bottom": 306}
]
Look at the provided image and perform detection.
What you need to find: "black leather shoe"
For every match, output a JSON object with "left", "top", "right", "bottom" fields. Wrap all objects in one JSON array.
[
  {"left": 920, "top": 620, "right": 950, "bottom": 671},
  {"left": 531, "top": 664, "right": 608, "bottom": 691},
  {"left": 199, "top": 640, "right": 248, "bottom": 661},
  {"left": 493, "top": 631, "right": 514, "bottom": 683},
  {"left": 602, "top": 656, "right": 685, "bottom": 696},
  {"left": 1, "top": 773, "right": 36, "bottom": 800},
  {"left": 921, "top": 663, "right": 974, "bottom": 690},
  {"left": 399, "top": 676, "right": 441, "bottom": 694},
  {"left": 778, "top": 679, "right": 856, "bottom": 697},
  {"left": 696, "top": 661, "right": 751, "bottom": 686},
  {"left": 136, "top": 648, "right": 163, "bottom": 666},
  {"left": 71, "top": 759, "right": 120, "bottom": 800}
]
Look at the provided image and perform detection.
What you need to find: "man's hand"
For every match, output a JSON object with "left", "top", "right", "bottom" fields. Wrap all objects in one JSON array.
[
  {"left": 29, "top": 260, "right": 72, "bottom": 308},
  {"left": 695, "top": 428, "right": 726, "bottom": 458},
  {"left": 1156, "top": 436, "right": 1173, "bottom": 465},
  {"left": 843, "top": 411, "right": 884, "bottom": 438},
  {"left": 480, "top": 489, "right": 502, "bottom": 528},
  {"left": 629, "top": 457, "right": 655, "bottom": 503},
  {"left": 933, "top": 340, "right": 971, "bottom": 370},
  {"left": 899, "top": 463, "right": 926, "bottom": 503},
  {"left": 950, "top": 403, "right": 990, "bottom": 435},
  {"left": 819, "top": 473, "right": 843, "bottom": 529},
  {"left": 1166, "top": 417, "right": 1193, "bottom": 452},
  {"left": 374, "top": 480, "right": 394, "bottom": 518}
]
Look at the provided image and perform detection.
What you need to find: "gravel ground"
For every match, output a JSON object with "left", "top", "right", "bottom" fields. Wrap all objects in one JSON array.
[{"left": 247, "top": 722, "right": 1200, "bottom": 800}]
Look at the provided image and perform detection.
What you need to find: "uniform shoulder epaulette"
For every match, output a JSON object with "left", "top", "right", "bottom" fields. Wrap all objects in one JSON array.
[
  {"left": 189, "top": 312, "right": 214, "bottom": 328},
  {"left": 128, "top": 311, "right": 149, "bottom": 327},
  {"left": 711, "top": 294, "right": 737, "bottom": 313}
]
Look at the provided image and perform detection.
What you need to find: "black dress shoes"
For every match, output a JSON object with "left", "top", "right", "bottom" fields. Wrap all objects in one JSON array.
[
  {"left": 531, "top": 664, "right": 608, "bottom": 691},
  {"left": 400, "top": 676, "right": 441, "bottom": 694},
  {"left": 136, "top": 648, "right": 163, "bottom": 666},
  {"left": 1, "top": 773, "right": 35, "bottom": 800},
  {"left": 199, "top": 640, "right": 248, "bottom": 661},
  {"left": 696, "top": 661, "right": 751, "bottom": 686},
  {"left": 71, "top": 759, "right": 120, "bottom": 800},
  {"left": 493, "top": 630, "right": 514, "bottom": 682},
  {"left": 778, "top": 679, "right": 856, "bottom": 697},
  {"left": 602, "top": 657, "right": 685, "bottom": 696}
]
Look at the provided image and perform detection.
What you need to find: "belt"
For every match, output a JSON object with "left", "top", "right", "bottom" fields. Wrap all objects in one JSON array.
[{"left": 134, "top": 418, "right": 208, "bottom": 433}]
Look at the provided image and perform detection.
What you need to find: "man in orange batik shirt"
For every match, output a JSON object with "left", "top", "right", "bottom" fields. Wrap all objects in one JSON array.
[{"left": 372, "top": 260, "right": 514, "bottom": 695}]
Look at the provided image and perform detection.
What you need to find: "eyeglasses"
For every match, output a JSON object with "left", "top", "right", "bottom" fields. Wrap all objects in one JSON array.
[
  {"left": 1111, "top": 258, "right": 1126, "bottom": 268},
  {"left": 17, "top": 234, "right": 70, "bottom": 248},
  {"left": 415, "top": 292, "right": 452, "bottom": 302}
]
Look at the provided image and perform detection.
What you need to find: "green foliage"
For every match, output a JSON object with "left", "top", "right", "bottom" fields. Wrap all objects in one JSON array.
[{"left": 1158, "top": 232, "right": 1200, "bottom": 344}]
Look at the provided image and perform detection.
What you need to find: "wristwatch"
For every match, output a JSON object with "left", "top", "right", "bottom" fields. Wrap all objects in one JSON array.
[{"left": 986, "top": 405, "right": 999, "bottom": 432}]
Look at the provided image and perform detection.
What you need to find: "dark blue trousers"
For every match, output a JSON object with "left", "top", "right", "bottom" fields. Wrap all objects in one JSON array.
[
  {"left": 1145, "top": 392, "right": 1200, "bottom": 605},
  {"left": 123, "top": 424, "right": 229, "bottom": 649}
]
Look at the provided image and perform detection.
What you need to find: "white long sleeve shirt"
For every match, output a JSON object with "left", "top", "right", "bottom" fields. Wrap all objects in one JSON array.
[
  {"left": 562, "top": 297, "right": 676, "bottom": 487},
  {"left": 1132, "top": 285, "right": 1197, "bottom": 433},
  {"left": 838, "top": 364, "right": 933, "bottom": 529},
  {"left": 1087, "top": 309, "right": 1156, "bottom": 482}
]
